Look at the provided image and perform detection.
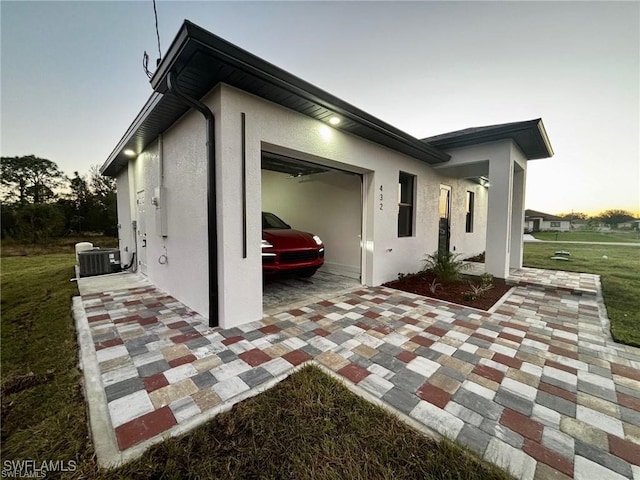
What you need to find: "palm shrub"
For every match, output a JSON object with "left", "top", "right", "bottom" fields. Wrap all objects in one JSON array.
[{"left": 422, "top": 251, "right": 469, "bottom": 282}]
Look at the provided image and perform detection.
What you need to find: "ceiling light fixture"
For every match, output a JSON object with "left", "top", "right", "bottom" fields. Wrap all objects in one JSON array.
[
  {"left": 329, "top": 116, "right": 341, "bottom": 125},
  {"left": 124, "top": 149, "right": 137, "bottom": 157}
]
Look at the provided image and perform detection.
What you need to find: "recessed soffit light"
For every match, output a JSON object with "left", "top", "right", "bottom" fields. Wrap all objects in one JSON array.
[
  {"left": 329, "top": 116, "right": 341, "bottom": 125},
  {"left": 124, "top": 149, "right": 136, "bottom": 157}
]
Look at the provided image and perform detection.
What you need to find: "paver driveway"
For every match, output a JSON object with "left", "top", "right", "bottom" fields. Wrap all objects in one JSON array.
[{"left": 76, "top": 268, "right": 640, "bottom": 479}]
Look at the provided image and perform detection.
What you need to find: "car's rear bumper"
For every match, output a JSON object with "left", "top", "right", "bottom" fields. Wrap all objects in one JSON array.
[{"left": 262, "top": 247, "right": 324, "bottom": 274}]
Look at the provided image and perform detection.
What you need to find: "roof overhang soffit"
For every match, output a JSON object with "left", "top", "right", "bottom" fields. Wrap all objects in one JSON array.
[{"left": 101, "top": 20, "right": 449, "bottom": 176}]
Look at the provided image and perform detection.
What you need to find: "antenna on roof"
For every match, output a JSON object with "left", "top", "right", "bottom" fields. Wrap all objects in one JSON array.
[
  {"left": 141, "top": 0, "right": 162, "bottom": 79},
  {"left": 152, "top": 0, "right": 162, "bottom": 66},
  {"left": 142, "top": 51, "right": 152, "bottom": 79}
]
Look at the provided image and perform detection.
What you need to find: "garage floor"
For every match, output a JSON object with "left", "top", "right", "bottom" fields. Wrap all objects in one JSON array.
[{"left": 263, "top": 269, "right": 360, "bottom": 315}]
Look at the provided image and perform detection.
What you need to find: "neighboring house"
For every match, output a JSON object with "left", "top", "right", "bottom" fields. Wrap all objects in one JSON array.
[
  {"left": 101, "top": 21, "right": 554, "bottom": 329},
  {"left": 524, "top": 210, "right": 570, "bottom": 232},
  {"left": 617, "top": 219, "right": 640, "bottom": 230}
]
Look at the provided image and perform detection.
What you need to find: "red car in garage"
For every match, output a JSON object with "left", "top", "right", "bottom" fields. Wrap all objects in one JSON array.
[{"left": 262, "top": 212, "right": 324, "bottom": 277}]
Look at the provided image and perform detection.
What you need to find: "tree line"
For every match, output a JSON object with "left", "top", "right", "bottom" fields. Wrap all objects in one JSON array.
[
  {"left": 1, "top": 155, "right": 117, "bottom": 242},
  {"left": 556, "top": 210, "right": 638, "bottom": 228}
]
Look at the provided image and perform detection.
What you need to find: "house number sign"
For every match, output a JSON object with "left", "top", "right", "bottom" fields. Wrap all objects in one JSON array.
[{"left": 379, "top": 185, "right": 384, "bottom": 210}]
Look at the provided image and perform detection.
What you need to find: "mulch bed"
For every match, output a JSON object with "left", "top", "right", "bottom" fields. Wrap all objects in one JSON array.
[{"left": 384, "top": 269, "right": 512, "bottom": 311}]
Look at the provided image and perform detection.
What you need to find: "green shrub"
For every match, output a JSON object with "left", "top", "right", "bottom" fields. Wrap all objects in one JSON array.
[{"left": 422, "top": 251, "right": 469, "bottom": 282}]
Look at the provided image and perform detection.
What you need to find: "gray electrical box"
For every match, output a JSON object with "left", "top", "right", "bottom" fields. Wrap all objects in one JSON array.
[{"left": 78, "top": 249, "right": 121, "bottom": 277}]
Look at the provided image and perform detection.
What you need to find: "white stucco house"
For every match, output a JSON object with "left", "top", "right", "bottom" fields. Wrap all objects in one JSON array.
[
  {"left": 524, "top": 210, "right": 570, "bottom": 232},
  {"left": 101, "top": 21, "right": 553, "bottom": 329}
]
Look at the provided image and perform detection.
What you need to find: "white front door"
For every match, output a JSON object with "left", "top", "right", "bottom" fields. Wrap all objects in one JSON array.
[{"left": 136, "top": 190, "right": 147, "bottom": 275}]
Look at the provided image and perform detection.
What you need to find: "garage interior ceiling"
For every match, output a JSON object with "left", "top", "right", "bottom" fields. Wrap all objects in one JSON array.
[{"left": 262, "top": 152, "right": 349, "bottom": 177}]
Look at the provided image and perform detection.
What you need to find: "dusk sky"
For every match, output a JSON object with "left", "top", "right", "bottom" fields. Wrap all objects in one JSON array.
[{"left": 2, "top": 1, "right": 638, "bottom": 216}]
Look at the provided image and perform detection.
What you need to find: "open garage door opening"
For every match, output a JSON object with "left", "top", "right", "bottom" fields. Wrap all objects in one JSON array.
[{"left": 261, "top": 150, "right": 365, "bottom": 314}]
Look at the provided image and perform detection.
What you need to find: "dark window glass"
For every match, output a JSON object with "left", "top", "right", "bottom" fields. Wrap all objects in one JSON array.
[
  {"left": 262, "top": 212, "right": 290, "bottom": 229},
  {"left": 398, "top": 172, "right": 415, "bottom": 237},
  {"left": 465, "top": 191, "right": 474, "bottom": 233}
]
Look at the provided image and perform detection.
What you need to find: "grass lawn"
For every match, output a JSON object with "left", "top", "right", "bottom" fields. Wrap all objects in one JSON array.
[
  {"left": 523, "top": 243, "right": 640, "bottom": 346},
  {"left": 1, "top": 235, "right": 118, "bottom": 257},
  {"left": 531, "top": 230, "right": 640, "bottom": 243},
  {"left": 1, "top": 252, "right": 513, "bottom": 480}
]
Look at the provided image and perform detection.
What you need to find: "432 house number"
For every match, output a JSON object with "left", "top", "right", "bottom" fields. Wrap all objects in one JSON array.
[{"left": 379, "top": 185, "right": 383, "bottom": 210}]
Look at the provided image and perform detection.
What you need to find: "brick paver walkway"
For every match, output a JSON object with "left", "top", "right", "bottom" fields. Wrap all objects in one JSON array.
[{"left": 78, "top": 269, "right": 640, "bottom": 479}]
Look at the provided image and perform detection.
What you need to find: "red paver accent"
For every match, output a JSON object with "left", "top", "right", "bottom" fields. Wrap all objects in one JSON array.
[
  {"left": 88, "top": 313, "right": 110, "bottom": 323},
  {"left": 346, "top": 298, "right": 361, "bottom": 305},
  {"left": 312, "top": 328, "right": 330, "bottom": 337},
  {"left": 124, "top": 300, "right": 142, "bottom": 306},
  {"left": 545, "top": 359, "right": 578, "bottom": 375},
  {"left": 373, "top": 325, "right": 392, "bottom": 335},
  {"left": 338, "top": 363, "right": 371, "bottom": 384},
  {"left": 396, "top": 350, "right": 417, "bottom": 363},
  {"left": 221, "top": 336, "right": 244, "bottom": 346},
  {"left": 309, "top": 315, "right": 325, "bottom": 322},
  {"left": 471, "top": 333, "right": 495, "bottom": 343},
  {"left": 498, "top": 332, "right": 523, "bottom": 344},
  {"left": 239, "top": 349, "right": 272, "bottom": 367},
  {"left": 453, "top": 319, "right": 479, "bottom": 330},
  {"left": 370, "top": 297, "right": 386, "bottom": 304},
  {"left": 282, "top": 349, "right": 311, "bottom": 367},
  {"left": 355, "top": 322, "right": 372, "bottom": 330},
  {"left": 526, "top": 333, "right": 551, "bottom": 345},
  {"left": 618, "top": 392, "right": 640, "bottom": 412},
  {"left": 472, "top": 364, "right": 505, "bottom": 384},
  {"left": 425, "top": 325, "right": 448, "bottom": 337},
  {"left": 318, "top": 300, "right": 333, "bottom": 307},
  {"left": 492, "top": 353, "right": 522, "bottom": 369},
  {"left": 168, "top": 354, "right": 197, "bottom": 368},
  {"left": 400, "top": 301, "right": 419, "bottom": 308},
  {"left": 608, "top": 434, "right": 640, "bottom": 466},
  {"left": 401, "top": 316, "right": 418, "bottom": 325},
  {"left": 500, "top": 408, "right": 543, "bottom": 442},
  {"left": 115, "top": 406, "right": 177, "bottom": 450},
  {"left": 288, "top": 309, "right": 305, "bottom": 316},
  {"left": 95, "top": 337, "right": 124, "bottom": 350},
  {"left": 259, "top": 324, "right": 281, "bottom": 334},
  {"left": 411, "top": 335, "right": 434, "bottom": 348},
  {"left": 138, "top": 317, "right": 158, "bottom": 326},
  {"left": 611, "top": 363, "right": 640, "bottom": 382},
  {"left": 363, "top": 311, "right": 381, "bottom": 319},
  {"left": 167, "top": 320, "right": 189, "bottom": 329},
  {"left": 417, "top": 383, "right": 451, "bottom": 408},
  {"left": 499, "top": 321, "right": 529, "bottom": 332},
  {"left": 538, "top": 382, "right": 577, "bottom": 403},
  {"left": 548, "top": 345, "right": 579, "bottom": 360},
  {"left": 548, "top": 323, "right": 578, "bottom": 334},
  {"left": 522, "top": 439, "right": 573, "bottom": 477},
  {"left": 143, "top": 373, "right": 169, "bottom": 392},
  {"left": 145, "top": 302, "right": 162, "bottom": 308},
  {"left": 114, "top": 315, "right": 142, "bottom": 324},
  {"left": 171, "top": 332, "right": 202, "bottom": 343}
]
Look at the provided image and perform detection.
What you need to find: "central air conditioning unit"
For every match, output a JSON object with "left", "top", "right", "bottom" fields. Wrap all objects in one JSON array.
[{"left": 78, "top": 249, "right": 121, "bottom": 277}]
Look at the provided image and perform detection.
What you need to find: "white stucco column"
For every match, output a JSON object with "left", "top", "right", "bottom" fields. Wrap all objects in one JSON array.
[
  {"left": 485, "top": 155, "right": 514, "bottom": 279},
  {"left": 509, "top": 166, "right": 526, "bottom": 270}
]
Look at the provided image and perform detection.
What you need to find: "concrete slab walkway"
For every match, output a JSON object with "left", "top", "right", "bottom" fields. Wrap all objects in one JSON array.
[{"left": 74, "top": 269, "right": 640, "bottom": 479}]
